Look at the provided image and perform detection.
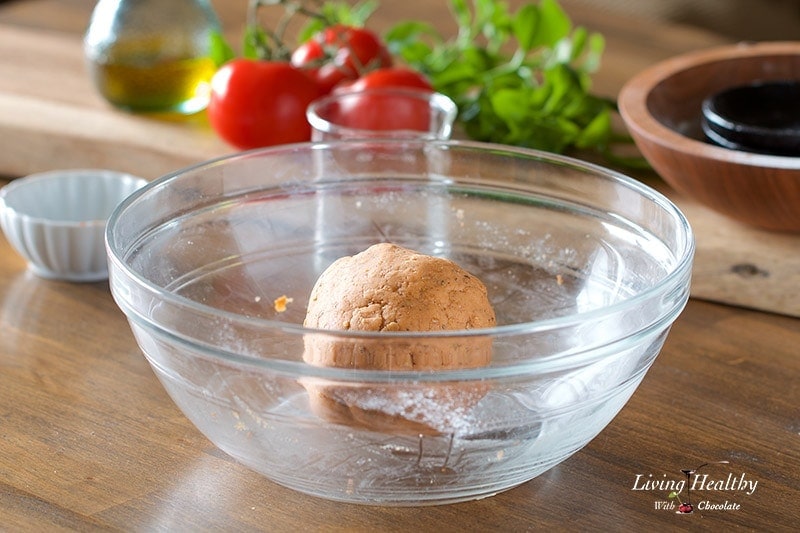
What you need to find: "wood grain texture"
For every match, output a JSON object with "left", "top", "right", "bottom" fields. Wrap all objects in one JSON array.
[
  {"left": 666, "top": 184, "right": 800, "bottom": 317},
  {"left": 0, "top": 25, "right": 232, "bottom": 180},
  {"left": 1, "top": 238, "right": 798, "bottom": 530},
  {"left": 0, "top": 2, "right": 799, "bottom": 530}
]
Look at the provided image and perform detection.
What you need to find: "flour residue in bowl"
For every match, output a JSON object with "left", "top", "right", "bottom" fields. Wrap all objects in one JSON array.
[{"left": 301, "top": 242, "right": 496, "bottom": 435}]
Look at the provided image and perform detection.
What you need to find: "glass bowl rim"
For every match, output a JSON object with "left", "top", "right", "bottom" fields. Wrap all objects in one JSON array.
[{"left": 106, "top": 139, "right": 695, "bottom": 344}]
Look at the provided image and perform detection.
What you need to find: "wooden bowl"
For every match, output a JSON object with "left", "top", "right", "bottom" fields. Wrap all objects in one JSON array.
[{"left": 618, "top": 41, "right": 800, "bottom": 232}]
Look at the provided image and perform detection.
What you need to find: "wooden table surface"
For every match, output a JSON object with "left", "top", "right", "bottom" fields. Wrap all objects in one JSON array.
[{"left": 1, "top": 1, "right": 798, "bottom": 531}]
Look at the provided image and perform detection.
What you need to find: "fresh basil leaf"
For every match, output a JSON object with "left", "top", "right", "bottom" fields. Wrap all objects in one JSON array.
[
  {"left": 242, "top": 25, "right": 269, "bottom": 59},
  {"left": 491, "top": 87, "right": 530, "bottom": 124},
  {"left": 297, "top": 19, "right": 326, "bottom": 43},
  {"left": 512, "top": 4, "right": 540, "bottom": 53},
  {"left": 575, "top": 107, "right": 611, "bottom": 148},
  {"left": 582, "top": 33, "right": 605, "bottom": 72},
  {"left": 385, "top": 0, "right": 638, "bottom": 166},
  {"left": 384, "top": 21, "right": 438, "bottom": 62},
  {"left": 450, "top": 0, "right": 473, "bottom": 32},
  {"left": 209, "top": 30, "right": 235, "bottom": 67},
  {"left": 532, "top": 0, "right": 571, "bottom": 48},
  {"left": 569, "top": 27, "right": 588, "bottom": 61}
]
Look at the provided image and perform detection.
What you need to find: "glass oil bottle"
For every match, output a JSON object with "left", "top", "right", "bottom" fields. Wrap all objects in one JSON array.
[{"left": 84, "top": 0, "right": 224, "bottom": 115}]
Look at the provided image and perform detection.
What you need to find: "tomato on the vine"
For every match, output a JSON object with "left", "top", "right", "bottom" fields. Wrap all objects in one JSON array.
[
  {"left": 334, "top": 67, "right": 433, "bottom": 94},
  {"left": 207, "top": 59, "right": 323, "bottom": 149},
  {"left": 326, "top": 67, "right": 438, "bottom": 133},
  {"left": 291, "top": 24, "right": 393, "bottom": 94}
]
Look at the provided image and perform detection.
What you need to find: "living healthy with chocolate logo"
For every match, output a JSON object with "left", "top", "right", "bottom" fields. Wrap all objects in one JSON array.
[{"left": 632, "top": 461, "right": 760, "bottom": 515}]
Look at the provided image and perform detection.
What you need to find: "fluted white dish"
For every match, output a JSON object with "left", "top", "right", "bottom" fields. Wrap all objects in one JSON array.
[{"left": 0, "top": 169, "right": 147, "bottom": 281}]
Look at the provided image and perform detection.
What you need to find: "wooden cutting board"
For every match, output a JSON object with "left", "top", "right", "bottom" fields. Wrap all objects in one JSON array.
[
  {"left": 0, "top": 25, "right": 797, "bottom": 317},
  {"left": 0, "top": 25, "right": 233, "bottom": 180},
  {"left": 659, "top": 186, "right": 799, "bottom": 318}
]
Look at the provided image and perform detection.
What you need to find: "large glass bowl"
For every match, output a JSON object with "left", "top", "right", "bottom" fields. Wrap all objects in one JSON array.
[{"left": 106, "top": 140, "right": 694, "bottom": 506}]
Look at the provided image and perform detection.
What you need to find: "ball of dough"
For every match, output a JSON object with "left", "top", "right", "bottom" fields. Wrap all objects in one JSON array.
[{"left": 302, "top": 243, "right": 496, "bottom": 435}]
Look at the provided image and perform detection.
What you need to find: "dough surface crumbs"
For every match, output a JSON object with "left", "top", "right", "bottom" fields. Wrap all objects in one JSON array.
[
  {"left": 302, "top": 243, "right": 496, "bottom": 435},
  {"left": 273, "top": 295, "right": 293, "bottom": 313}
]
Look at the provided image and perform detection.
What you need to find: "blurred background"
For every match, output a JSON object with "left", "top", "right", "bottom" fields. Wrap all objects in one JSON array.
[
  {"left": 564, "top": 0, "right": 800, "bottom": 41},
  {"left": 0, "top": 0, "right": 798, "bottom": 42}
]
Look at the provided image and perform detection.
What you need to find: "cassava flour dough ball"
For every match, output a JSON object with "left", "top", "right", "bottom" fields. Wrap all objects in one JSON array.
[{"left": 302, "top": 243, "right": 496, "bottom": 435}]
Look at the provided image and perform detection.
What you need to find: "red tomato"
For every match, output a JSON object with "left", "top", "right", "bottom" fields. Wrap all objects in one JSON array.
[
  {"left": 291, "top": 25, "right": 393, "bottom": 94},
  {"left": 334, "top": 67, "right": 434, "bottom": 94},
  {"left": 326, "top": 68, "right": 437, "bottom": 133},
  {"left": 208, "top": 59, "right": 323, "bottom": 149}
]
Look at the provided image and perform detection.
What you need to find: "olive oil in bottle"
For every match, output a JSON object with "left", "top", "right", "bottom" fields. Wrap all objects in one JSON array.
[{"left": 84, "top": 0, "right": 222, "bottom": 115}]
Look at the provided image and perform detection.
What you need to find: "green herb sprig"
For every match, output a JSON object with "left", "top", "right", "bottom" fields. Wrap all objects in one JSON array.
[
  {"left": 385, "top": 0, "right": 643, "bottom": 165},
  {"left": 223, "top": 0, "right": 646, "bottom": 167}
]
